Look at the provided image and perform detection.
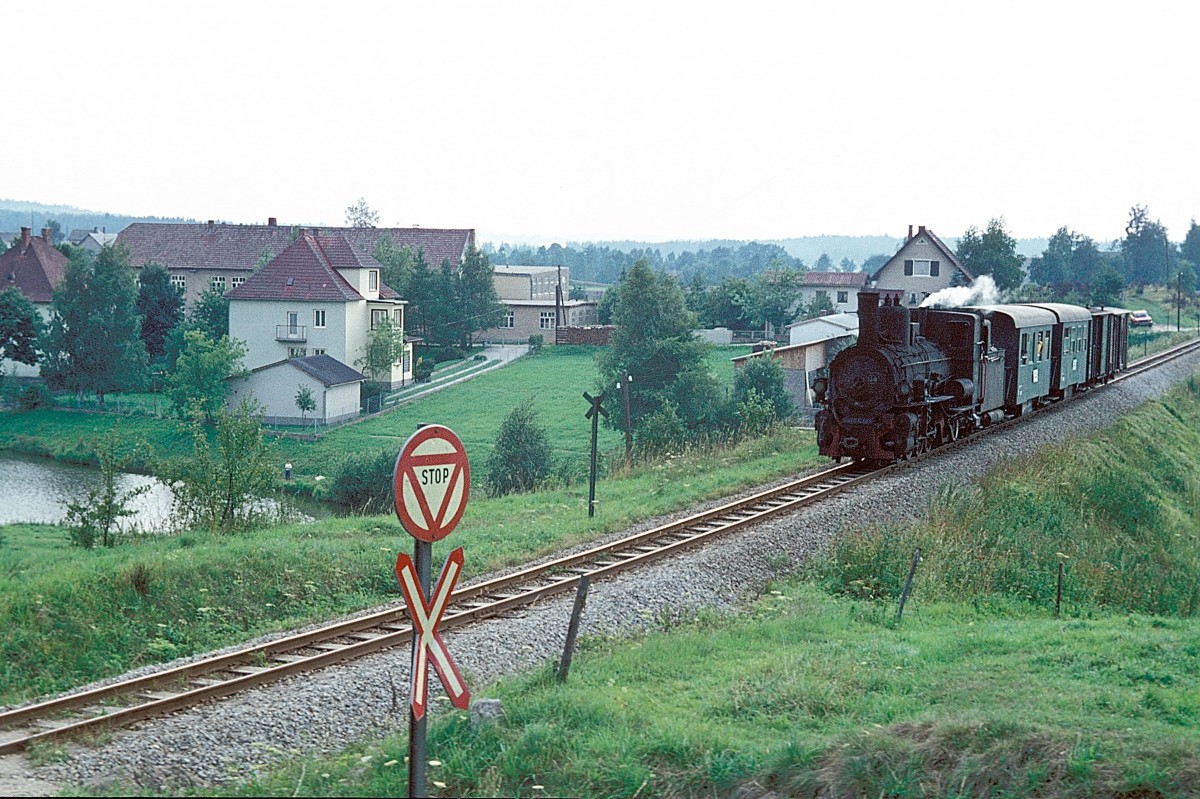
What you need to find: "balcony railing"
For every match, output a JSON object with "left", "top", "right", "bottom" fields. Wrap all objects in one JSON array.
[{"left": 276, "top": 325, "right": 307, "bottom": 342}]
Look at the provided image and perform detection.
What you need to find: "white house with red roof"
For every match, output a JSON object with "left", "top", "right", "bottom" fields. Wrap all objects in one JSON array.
[
  {"left": 0, "top": 227, "right": 67, "bottom": 378},
  {"left": 798, "top": 271, "right": 870, "bottom": 313},
  {"left": 227, "top": 232, "right": 413, "bottom": 389},
  {"left": 869, "top": 225, "right": 974, "bottom": 306}
]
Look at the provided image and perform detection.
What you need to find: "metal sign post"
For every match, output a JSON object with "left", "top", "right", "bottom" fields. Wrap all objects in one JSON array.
[{"left": 393, "top": 424, "right": 471, "bottom": 799}]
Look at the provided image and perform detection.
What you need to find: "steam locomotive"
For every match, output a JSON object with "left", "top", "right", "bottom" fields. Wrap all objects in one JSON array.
[{"left": 812, "top": 290, "right": 1130, "bottom": 462}]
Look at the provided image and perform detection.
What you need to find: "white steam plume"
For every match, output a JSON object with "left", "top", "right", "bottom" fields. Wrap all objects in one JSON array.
[{"left": 919, "top": 275, "right": 1000, "bottom": 308}]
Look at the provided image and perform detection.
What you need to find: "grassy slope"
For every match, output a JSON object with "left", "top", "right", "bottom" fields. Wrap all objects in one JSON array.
[{"left": 226, "top": 590, "right": 1200, "bottom": 798}]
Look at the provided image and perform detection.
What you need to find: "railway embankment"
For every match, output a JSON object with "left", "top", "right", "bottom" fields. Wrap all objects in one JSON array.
[{"left": 203, "top": 365, "right": 1200, "bottom": 798}]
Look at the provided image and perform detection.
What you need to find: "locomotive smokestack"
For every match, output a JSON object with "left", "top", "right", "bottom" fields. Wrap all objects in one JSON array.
[{"left": 857, "top": 290, "right": 881, "bottom": 348}]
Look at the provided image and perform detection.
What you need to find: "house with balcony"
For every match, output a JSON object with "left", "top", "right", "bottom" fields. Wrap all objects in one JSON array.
[
  {"left": 227, "top": 232, "right": 413, "bottom": 389},
  {"left": 0, "top": 227, "right": 67, "bottom": 378}
]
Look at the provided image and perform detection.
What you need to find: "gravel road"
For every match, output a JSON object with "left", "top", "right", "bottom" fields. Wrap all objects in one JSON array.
[{"left": 4, "top": 349, "right": 1198, "bottom": 795}]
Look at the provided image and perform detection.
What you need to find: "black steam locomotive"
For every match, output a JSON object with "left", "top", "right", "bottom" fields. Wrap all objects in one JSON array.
[{"left": 813, "top": 290, "right": 1130, "bottom": 462}]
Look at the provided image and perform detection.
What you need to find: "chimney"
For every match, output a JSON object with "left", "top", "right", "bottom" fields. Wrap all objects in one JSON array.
[
  {"left": 268, "top": 217, "right": 277, "bottom": 226},
  {"left": 20, "top": 227, "right": 31, "bottom": 250},
  {"left": 918, "top": 225, "right": 926, "bottom": 236},
  {"left": 41, "top": 228, "right": 53, "bottom": 244},
  {"left": 857, "top": 290, "right": 881, "bottom": 348},
  {"left": 908, "top": 224, "right": 913, "bottom": 241}
]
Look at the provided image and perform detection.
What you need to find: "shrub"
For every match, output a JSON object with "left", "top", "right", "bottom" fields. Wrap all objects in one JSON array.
[
  {"left": 634, "top": 404, "right": 688, "bottom": 460},
  {"left": 412, "top": 358, "right": 434, "bottom": 383},
  {"left": 19, "top": 385, "right": 54, "bottom": 410},
  {"left": 433, "top": 347, "right": 466, "bottom": 364},
  {"left": 528, "top": 334, "right": 544, "bottom": 351},
  {"left": 486, "top": 403, "right": 553, "bottom": 497},
  {"left": 328, "top": 449, "right": 396, "bottom": 512}
]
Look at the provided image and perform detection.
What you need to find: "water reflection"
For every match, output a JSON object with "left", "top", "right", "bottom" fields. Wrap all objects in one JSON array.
[{"left": 0, "top": 451, "right": 324, "bottom": 530}]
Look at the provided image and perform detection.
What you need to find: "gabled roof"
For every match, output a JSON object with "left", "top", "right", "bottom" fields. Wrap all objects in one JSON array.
[
  {"left": 0, "top": 232, "right": 67, "bottom": 303},
  {"left": 117, "top": 221, "right": 475, "bottom": 274},
  {"left": 226, "top": 233, "right": 397, "bottom": 302},
  {"left": 870, "top": 226, "right": 974, "bottom": 283},
  {"left": 243, "top": 355, "right": 366, "bottom": 387},
  {"left": 803, "top": 271, "right": 869, "bottom": 288},
  {"left": 290, "top": 354, "right": 366, "bottom": 386}
]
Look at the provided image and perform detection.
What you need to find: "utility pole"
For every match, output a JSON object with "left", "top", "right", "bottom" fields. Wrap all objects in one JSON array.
[
  {"left": 1178, "top": 271, "right": 1183, "bottom": 332},
  {"left": 616, "top": 373, "right": 633, "bottom": 462}
]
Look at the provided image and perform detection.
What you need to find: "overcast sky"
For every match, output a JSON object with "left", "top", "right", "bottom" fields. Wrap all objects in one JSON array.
[{"left": 7, "top": 1, "right": 1198, "bottom": 246}]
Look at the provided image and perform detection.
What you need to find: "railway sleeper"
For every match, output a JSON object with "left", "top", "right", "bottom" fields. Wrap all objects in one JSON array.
[{"left": 135, "top": 691, "right": 180, "bottom": 702}]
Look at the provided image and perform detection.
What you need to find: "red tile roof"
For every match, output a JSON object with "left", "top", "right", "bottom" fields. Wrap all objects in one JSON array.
[
  {"left": 0, "top": 234, "right": 67, "bottom": 303},
  {"left": 227, "top": 234, "right": 397, "bottom": 302},
  {"left": 117, "top": 222, "right": 474, "bottom": 274},
  {"left": 802, "top": 271, "right": 869, "bottom": 288}
]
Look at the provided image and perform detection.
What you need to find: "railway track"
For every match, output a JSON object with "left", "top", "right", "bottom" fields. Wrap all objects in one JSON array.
[
  {"left": 0, "top": 460, "right": 879, "bottom": 755},
  {"left": 5, "top": 334, "right": 1197, "bottom": 756}
]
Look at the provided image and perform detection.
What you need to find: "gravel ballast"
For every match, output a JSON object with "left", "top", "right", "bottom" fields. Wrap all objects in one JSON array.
[{"left": 11, "top": 351, "right": 1200, "bottom": 794}]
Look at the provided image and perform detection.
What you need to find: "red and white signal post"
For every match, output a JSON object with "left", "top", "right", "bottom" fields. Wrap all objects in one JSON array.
[{"left": 392, "top": 424, "right": 471, "bottom": 798}]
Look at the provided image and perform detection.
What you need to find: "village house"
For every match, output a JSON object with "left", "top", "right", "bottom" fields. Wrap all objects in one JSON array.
[
  {"left": 868, "top": 225, "right": 974, "bottom": 306},
  {"left": 67, "top": 227, "right": 118, "bottom": 254},
  {"left": 117, "top": 219, "right": 475, "bottom": 309},
  {"left": 0, "top": 227, "right": 66, "bottom": 378},
  {"left": 227, "top": 232, "right": 413, "bottom": 390},
  {"left": 226, "top": 354, "right": 366, "bottom": 426},
  {"left": 797, "top": 271, "right": 869, "bottom": 313},
  {"left": 478, "top": 265, "right": 599, "bottom": 344}
]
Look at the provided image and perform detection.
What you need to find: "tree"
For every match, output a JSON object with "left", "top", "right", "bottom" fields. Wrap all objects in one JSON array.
[
  {"left": 137, "top": 263, "right": 184, "bottom": 362},
  {"left": 1181, "top": 220, "right": 1200, "bottom": 291},
  {"left": 64, "top": 428, "right": 148, "bottom": 548},
  {"left": 372, "top": 234, "right": 418, "bottom": 296},
  {"left": 345, "top": 197, "right": 380, "bottom": 227},
  {"left": 597, "top": 259, "right": 721, "bottom": 433},
  {"left": 1090, "top": 266, "right": 1125, "bottom": 307},
  {"left": 158, "top": 400, "right": 277, "bottom": 532},
  {"left": 839, "top": 257, "right": 857, "bottom": 272},
  {"left": 190, "top": 284, "right": 230, "bottom": 342},
  {"left": 295, "top": 384, "right": 316, "bottom": 420},
  {"left": 731, "top": 357, "right": 794, "bottom": 424},
  {"left": 41, "top": 245, "right": 148, "bottom": 406},
  {"left": 453, "top": 246, "right": 504, "bottom": 348},
  {"left": 1029, "top": 227, "right": 1074, "bottom": 291},
  {"left": 43, "top": 219, "right": 64, "bottom": 245},
  {"left": 355, "top": 316, "right": 405, "bottom": 383},
  {"left": 485, "top": 402, "right": 553, "bottom": 497},
  {"left": 745, "top": 268, "right": 806, "bottom": 335},
  {"left": 814, "top": 253, "right": 833, "bottom": 271},
  {"left": 0, "top": 287, "right": 41, "bottom": 370},
  {"left": 955, "top": 218, "right": 1025, "bottom": 292},
  {"left": 165, "top": 329, "right": 246, "bottom": 422},
  {"left": 1121, "top": 205, "right": 1169, "bottom": 286}
]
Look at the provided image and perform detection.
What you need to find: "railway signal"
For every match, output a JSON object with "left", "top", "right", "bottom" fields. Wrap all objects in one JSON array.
[
  {"left": 395, "top": 547, "right": 471, "bottom": 719},
  {"left": 584, "top": 391, "right": 608, "bottom": 518}
]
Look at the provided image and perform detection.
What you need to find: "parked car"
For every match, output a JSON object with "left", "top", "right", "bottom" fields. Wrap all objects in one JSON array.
[{"left": 1130, "top": 310, "right": 1153, "bottom": 327}]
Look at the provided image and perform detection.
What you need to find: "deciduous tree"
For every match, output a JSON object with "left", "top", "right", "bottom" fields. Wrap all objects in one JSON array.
[
  {"left": 166, "top": 329, "right": 246, "bottom": 422},
  {"left": 137, "top": 263, "right": 184, "bottom": 362},
  {"left": 1121, "top": 205, "right": 1170, "bottom": 286},
  {"left": 345, "top": 197, "right": 380, "bottom": 227},
  {"left": 295, "top": 384, "right": 316, "bottom": 420},
  {"left": 42, "top": 245, "right": 148, "bottom": 406},
  {"left": 0, "top": 287, "right": 41, "bottom": 370},
  {"left": 485, "top": 402, "right": 553, "bottom": 497},
  {"left": 955, "top": 218, "right": 1025, "bottom": 292},
  {"left": 597, "top": 259, "right": 721, "bottom": 432}
]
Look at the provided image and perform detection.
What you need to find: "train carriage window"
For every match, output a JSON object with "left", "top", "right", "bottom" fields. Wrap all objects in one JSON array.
[{"left": 1021, "top": 333, "right": 1029, "bottom": 365}]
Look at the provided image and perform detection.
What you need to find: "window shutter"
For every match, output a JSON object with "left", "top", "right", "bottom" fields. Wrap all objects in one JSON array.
[
  {"left": 904, "top": 259, "right": 914, "bottom": 276},
  {"left": 931, "top": 260, "right": 940, "bottom": 277}
]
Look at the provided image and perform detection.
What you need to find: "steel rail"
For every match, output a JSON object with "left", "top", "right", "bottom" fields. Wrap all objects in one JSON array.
[{"left": 0, "top": 461, "right": 877, "bottom": 755}]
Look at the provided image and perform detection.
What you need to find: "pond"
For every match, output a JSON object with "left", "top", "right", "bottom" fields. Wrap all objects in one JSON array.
[{"left": 0, "top": 451, "right": 329, "bottom": 530}]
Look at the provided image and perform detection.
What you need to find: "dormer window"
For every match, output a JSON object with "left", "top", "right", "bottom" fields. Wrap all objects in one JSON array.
[{"left": 369, "top": 270, "right": 379, "bottom": 292}]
